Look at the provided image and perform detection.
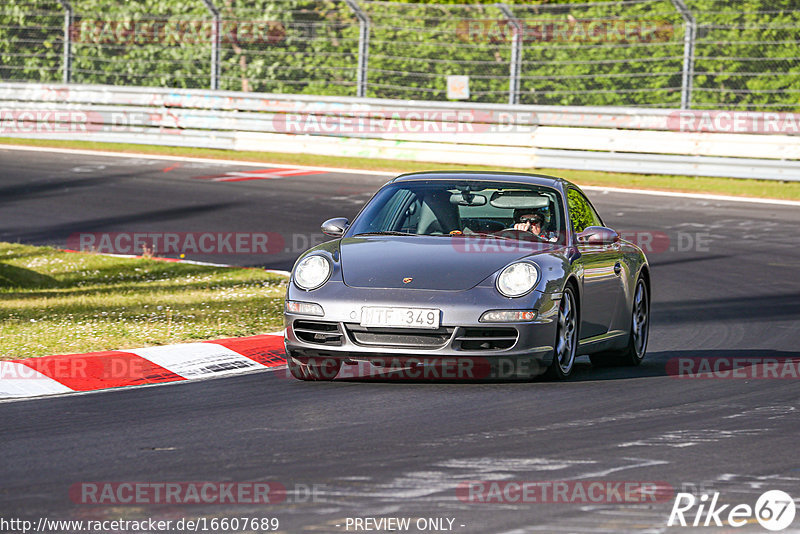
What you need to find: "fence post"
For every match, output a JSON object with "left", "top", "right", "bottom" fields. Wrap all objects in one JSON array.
[
  {"left": 202, "top": 0, "right": 221, "bottom": 90},
  {"left": 669, "top": 0, "right": 696, "bottom": 109},
  {"left": 56, "top": 0, "right": 72, "bottom": 83},
  {"left": 344, "top": 0, "right": 369, "bottom": 98},
  {"left": 497, "top": 4, "right": 522, "bottom": 106}
]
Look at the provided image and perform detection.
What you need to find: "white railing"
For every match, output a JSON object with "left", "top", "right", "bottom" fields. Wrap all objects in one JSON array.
[{"left": 1, "top": 82, "right": 799, "bottom": 181}]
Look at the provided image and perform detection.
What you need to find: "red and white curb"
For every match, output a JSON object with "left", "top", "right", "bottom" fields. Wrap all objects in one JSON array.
[{"left": 0, "top": 332, "right": 286, "bottom": 400}]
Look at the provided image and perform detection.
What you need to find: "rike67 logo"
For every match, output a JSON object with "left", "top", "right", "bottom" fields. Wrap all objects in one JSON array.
[{"left": 668, "top": 490, "right": 796, "bottom": 531}]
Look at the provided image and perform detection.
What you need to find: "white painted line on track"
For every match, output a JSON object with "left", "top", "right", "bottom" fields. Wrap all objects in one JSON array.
[
  {"left": 0, "top": 144, "right": 396, "bottom": 176},
  {"left": 2, "top": 144, "right": 799, "bottom": 206},
  {"left": 582, "top": 185, "right": 800, "bottom": 207},
  {"left": 61, "top": 250, "right": 291, "bottom": 277}
]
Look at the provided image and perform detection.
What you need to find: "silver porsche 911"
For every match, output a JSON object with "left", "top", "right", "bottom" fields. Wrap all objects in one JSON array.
[{"left": 284, "top": 171, "right": 650, "bottom": 381}]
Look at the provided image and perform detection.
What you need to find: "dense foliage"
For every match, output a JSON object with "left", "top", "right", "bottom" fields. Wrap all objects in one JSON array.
[{"left": 1, "top": 0, "right": 798, "bottom": 109}]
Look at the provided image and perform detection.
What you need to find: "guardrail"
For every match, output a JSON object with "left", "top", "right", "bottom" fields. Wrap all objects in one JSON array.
[{"left": 1, "top": 82, "right": 799, "bottom": 181}]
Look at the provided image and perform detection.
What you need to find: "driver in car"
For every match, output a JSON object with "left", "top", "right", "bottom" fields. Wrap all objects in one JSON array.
[{"left": 513, "top": 210, "right": 558, "bottom": 242}]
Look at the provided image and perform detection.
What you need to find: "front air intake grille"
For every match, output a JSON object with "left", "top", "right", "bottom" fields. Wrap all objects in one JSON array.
[
  {"left": 293, "top": 320, "right": 343, "bottom": 346},
  {"left": 344, "top": 324, "right": 455, "bottom": 349},
  {"left": 455, "top": 327, "right": 518, "bottom": 351}
]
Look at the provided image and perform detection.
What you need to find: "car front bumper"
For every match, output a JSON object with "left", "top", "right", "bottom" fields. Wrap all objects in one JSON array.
[{"left": 284, "top": 281, "right": 561, "bottom": 379}]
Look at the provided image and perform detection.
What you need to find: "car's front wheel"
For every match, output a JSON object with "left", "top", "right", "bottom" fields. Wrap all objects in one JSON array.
[
  {"left": 288, "top": 354, "right": 341, "bottom": 381},
  {"left": 590, "top": 276, "right": 650, "bottom": 367},
  {"left": 546, "top": 286, "right": 578, "bottom": 380}
]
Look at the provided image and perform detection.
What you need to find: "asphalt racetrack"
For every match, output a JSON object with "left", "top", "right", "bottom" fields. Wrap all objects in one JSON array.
[{"left": 1, "top": 146, "right": 799, "bottom": 533}]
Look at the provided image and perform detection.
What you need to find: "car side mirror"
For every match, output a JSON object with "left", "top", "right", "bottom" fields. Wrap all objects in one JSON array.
[
  {"left": 577, "top": 226, "right": 620, "bottom": 245},
  {"left": 321, "top": 217, "right": 349, "bottom": 237}
]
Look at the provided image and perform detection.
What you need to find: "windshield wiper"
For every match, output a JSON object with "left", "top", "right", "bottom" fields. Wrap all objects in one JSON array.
[
  {"left": 462, "top": 232, "right": 516, "bottom": 241},
  {"left": 353, "top": 231, "right": 417, "bottom": 237}
]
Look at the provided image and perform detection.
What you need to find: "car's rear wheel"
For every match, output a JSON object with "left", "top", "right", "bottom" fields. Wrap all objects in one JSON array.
[
  {"left": 590, "top": 276, "right": 650, "bottom": 367},
  {"left": 546, "top": 286, "right": 578, "bottom": 380},
  {"left": 287, "top": 355, "right": 341, "bottom": 381}
]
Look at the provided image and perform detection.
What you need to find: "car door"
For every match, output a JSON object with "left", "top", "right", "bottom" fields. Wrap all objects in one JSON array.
[{"left": 567, "top": 188, "right": 624, "bottom": 339}]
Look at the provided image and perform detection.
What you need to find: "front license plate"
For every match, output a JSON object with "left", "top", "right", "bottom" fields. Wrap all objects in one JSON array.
[{"left": 360, "top": 307, "right": 441, "bottom": 329}]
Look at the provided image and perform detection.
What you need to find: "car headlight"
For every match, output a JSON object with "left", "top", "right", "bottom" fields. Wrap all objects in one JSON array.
[
  {"left": 294, "top": 255, "right": 331, "bottom": 290},
  {"left": 496, "top": 262, "right": 539, "bottom": 298}
]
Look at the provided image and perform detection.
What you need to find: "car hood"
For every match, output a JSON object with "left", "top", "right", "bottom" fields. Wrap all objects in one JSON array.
[{"left": 339, "top": 235, "right": 557, "bottom": 290}]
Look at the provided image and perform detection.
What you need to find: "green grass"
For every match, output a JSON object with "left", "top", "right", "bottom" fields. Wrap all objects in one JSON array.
[
  {"left": 0, "top": 242, "right": 287, "bottom": 360},
  {"left": 2, "top": 137, "right": 800, "bottom": 201}
]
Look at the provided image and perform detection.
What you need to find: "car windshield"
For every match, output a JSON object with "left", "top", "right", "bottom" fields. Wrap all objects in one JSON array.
[{"left": 347, "top": 180, "right": 566, "bottom": 245}]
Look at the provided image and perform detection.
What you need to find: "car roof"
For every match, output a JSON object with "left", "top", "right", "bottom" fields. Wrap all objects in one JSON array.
[{"left": 391, "top": 171, "right": 575, "bottom": 191}]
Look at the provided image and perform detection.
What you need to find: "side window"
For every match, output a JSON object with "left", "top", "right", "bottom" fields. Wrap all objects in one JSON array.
[
  {"left": 567, "top": 188, "right": 603, "bottom": 234},
  {"left": 397, "top": 197, "right": 422, "bottom": 233},
  {"left": 367, "top": 189, "right": 412, "bottom": 232}
]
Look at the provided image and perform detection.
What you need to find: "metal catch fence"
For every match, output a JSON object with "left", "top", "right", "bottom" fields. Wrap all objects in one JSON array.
[{"left": 1, "top": 0, "right": 799, "bottom": 110}]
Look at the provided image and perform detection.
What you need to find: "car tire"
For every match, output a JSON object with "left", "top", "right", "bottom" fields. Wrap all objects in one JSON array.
[
  {"left": 589, "top": 276, "right": 650, "bottom": 367},
  {"left": 546, "top": 285, "right": 579, "bottom": 380},
  {"left": 288, "top": 354, "right": 341, "bottom": 381}
]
